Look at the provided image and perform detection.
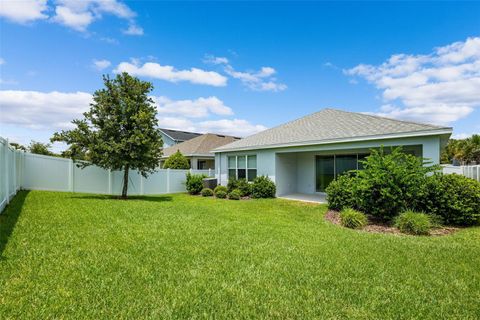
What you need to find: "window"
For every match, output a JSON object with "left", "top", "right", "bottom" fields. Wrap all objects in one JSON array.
[{"left": 227, "top": 155, "right": 257, "bottom": 181}]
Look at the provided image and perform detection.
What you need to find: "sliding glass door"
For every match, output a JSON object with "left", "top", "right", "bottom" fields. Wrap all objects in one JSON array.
[{"left": 315, "top": 156, "right": 335, "bottom": 192}]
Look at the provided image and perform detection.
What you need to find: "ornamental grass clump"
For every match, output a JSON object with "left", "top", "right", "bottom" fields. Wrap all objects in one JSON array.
[
  {"left": 395, "top": 210, "right": 431, "bottom": 235},
  {"left": 339, "top": 208, "right": 367, "bottom": 229}
]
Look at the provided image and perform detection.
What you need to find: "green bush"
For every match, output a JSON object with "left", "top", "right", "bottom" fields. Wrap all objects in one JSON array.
[
  {"left": 236, "top": 179, "right": 252, "bottom": 197},
  {"left": 201, "top": 188, "right": 213, "bottom": 197},
  {"left": 185, "top": 173, "right": 206, "bottom": 195},
  {"left": 227, "top": 177, "right": 239, "bottom": 193},
  {"left": 228, "top": 189, "right": 241, "bottom": 200},
  {"left": 215, "top": 190, "right": 227, "bottom": 199},
  {"left": 355, "top": 147, "right": 436, "bottom": 220},
  {"left": 395, "top": 210, "right": 431, "bottom": 235},
  {"left": 214, "top": 185, "right": 228, "bottom": 195},
  {"left": 251, "top": 176, "right": 276, "bottom": 198},
  {"left": 340, "top": 208, "right": 367, "bottom": 229},
  {"left": 326, "top": 173, "right": 359, "bottom": 211},
  {"left": 163, "top": 150, "right": 190, "bottom": 169},
  {"left": 422, "top": 174, "right": 480, "bottom": 226}
]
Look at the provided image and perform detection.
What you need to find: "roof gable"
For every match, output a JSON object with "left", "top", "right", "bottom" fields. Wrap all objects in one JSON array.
[
  {"left": 215, "top": 108, "right": 452, "bottom": 152},
  {"left": 162, "top": 133, "right": 241, "bottom": 157}
]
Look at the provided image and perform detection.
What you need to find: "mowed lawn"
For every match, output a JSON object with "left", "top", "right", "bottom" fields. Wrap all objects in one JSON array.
[{"left": 1, "top": 191, "right": 480, "bottom": 319}]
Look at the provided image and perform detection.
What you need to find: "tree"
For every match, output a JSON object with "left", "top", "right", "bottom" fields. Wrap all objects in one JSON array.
[
  {"left": 52, "top": 73, "right": 163, "bottom": 199},
  {"left": 163, "top": 150, "right": 190, "bottom": 169},
  {"left": 28, "top": 141, "right": 53, "bottom": 156},
  {"left": 442, "top": 134, "right": 480, "bottom": 164},
  {"left": 10, "top": 142, "right": 27, "bottom": 151}
]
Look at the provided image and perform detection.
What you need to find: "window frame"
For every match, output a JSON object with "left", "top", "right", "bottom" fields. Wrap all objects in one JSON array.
[{"left": 228, "top": 155, "right": 257, "bottom": 181}]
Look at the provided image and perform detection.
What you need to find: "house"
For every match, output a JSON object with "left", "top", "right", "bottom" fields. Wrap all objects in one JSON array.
[
  {"left": 159, "top": 128, "right": 202, "bottom": 148},
  {"left": 161, "top": 133, "right": 241, "bottom": 169},
  {"left": 213, "top": 108, "right": 452, "bottom": 199}
]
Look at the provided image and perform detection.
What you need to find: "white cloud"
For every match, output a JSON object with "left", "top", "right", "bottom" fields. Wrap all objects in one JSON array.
[
  {"left": 452, "top": 133, "right": 474, "bottom": 140},
  {"left": 123, "top": 24, "right": 143, "bottom": 36},
  {"left": 224, "top": 63, "right": 286, "bottom": 92},
  {"left": 114, "top": 61, "right": 228, "bottom": 86},
  {"left": 203, "top": 55, "right": 229, "bottom": 65},
  {"left": 0, "top": 90, "right": 92, "bottom": 130},
  {"left": 0, "top": 90, "right": 265, "bottom": 137},
  {"left": 0, "top": 57, "right": 5, "bottom": 65},
  {"left": 53, "top": 5, "right": 94, "bottom": 32},
  {"left": 0, "top": 0, "right": 48, "bottom": 23},
  {"left": 346, "top": 36, "right": 480, "bottom": 125},
  {"left": 153, "top": 96, "right": 233, "bottom": 118},
  {"left": 92, "top": 59, "right": 111, "bottom": 70}
]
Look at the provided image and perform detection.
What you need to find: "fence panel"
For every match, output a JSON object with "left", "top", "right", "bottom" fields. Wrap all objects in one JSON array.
[
  {"left": 73, "top": 163, "right": 110, "bottom": 194},
  {"left": 443, "top": 165, "right": 480, "bottom": 182},
  {"left": 23, "top": 153, "right": 70, "bottom": 192},
  {"left": 0, "top": 137, "right": 23, "bottom": 212}
]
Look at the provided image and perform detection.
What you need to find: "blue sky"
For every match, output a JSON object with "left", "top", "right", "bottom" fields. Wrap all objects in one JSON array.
[{"left": 1, "top": 1, "right": 479, "bottom": 151}]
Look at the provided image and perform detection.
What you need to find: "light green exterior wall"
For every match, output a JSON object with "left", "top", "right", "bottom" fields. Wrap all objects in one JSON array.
[{"left": 215, "top": 135, "right": 444, "bottom": 196}]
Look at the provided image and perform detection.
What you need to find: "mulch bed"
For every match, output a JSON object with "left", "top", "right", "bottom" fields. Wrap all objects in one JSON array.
[{"left": 325, "top": 210, "right": 459, "bottom": 236}]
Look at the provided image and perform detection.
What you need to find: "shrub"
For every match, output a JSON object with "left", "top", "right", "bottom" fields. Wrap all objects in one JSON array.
[
  {"left": 326, "top": 173, "right": 359, "bottom": 211},
  {"left": 355, "top": 147, "right": 437, "bottom": 220},
  {"left": 185, "top": 172, "right": 206, "bottom": 195},
  {"left": 201, "top": 188, "right": 213, "bottom": 197},
  {"left": 227, "top": 177, "right": 239, "bottom": 193},
  {"left": 422, "top": 174, "right": 480, "bottom": 226},
  {"left": 163, "top": 150, "right": 190, "bottom": 169},
  {"left": 395, "top": 210, "right": 431, "bottom": 235},
  {"left": 340, "top": 208, "right": 367, "bottom": 229},
  {"left": 214, "top": 185, "right": 228, "bottom": 195},
  {"left": 251, "top": 176, "right": 276, "bottom": 198},
  {"left": 215, "top": 190, "right": 227, "bottom": 199},
  {"left": 236, "top": 179, "right": 252, "bottom": 197},
  {"left": 228, "top": 189, "right": 241, "bottom": 200}
]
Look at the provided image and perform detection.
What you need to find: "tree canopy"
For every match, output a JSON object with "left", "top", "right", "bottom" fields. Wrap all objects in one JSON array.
[
  {"left": 28, "top": 141, "right": 54, "bottom": 156},
  {"left": 442, "top": 134, "right": 480, "bottom": 164},
  {"left": 163, "top": 150, "right": 190, "bottom": 169},
  {"left": 52, "top": 72, "right": 163, "bottom": 198}
]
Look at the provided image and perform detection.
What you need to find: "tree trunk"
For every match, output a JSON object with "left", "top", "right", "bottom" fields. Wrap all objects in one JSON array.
[{"left": 121, "top": 164, "right": 129, "bottom": 199}]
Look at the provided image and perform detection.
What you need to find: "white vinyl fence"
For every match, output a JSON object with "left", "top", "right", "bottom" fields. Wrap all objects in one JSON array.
[
  {"left": 442, "top": 165, "right": 480, "bottom": 182},
  {"left": 1, "top": 137, "right": 213, "bottom": 212}
]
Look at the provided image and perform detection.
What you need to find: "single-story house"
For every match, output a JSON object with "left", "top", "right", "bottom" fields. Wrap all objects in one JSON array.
[
  {"left": 161, "top": 133, "right": 241, "bottom": 169},
  {"left": 213, "top": 108, "right": 452, "bottom": 199},
  {"left": 159, "top": 128, "right": 202, "bottom": 148}
]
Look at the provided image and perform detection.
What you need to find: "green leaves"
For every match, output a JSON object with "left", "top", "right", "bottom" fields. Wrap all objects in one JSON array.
[
  {"left": 163, "top": 150, "right": 190, "bottom": 169},
  {"left": 51, "top": 73, "right": 163, "bottom": 197}
]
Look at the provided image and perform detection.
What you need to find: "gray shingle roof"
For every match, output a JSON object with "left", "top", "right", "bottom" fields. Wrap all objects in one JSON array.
[
  {"left": 159, "top": 128, "right": 202, "bottom": 142},
  {"left": 215, "top": 108, "right": 452, "bottom": 152},
  {"left": 162, "top": 133, "right": 240, "bottom": 158}
]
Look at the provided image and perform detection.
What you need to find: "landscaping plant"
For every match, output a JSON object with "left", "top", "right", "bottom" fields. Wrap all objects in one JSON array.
[
  {"left": 214, "top": 185, "right": 228, "bottom": 195},
  {"left": 201, "top": 188, "right": 214, "bottom": 197},
  {"left": 228, "top": 189, "right": 241, "bottom": 200},
  {"left": 339, "top": 208, "right": 367, "bottom": 229},
  {"left": 251, "top": 176, "right": 276, "bottom": 198},
  {"left": 215, "top": 190, "right": 227, "bottom": 199},
  {"left": 395, "top": 210, "right": 431, "bottom": 235},
  {"left": 186, "top": 173, "right": 206, "bottom": 195},
  {"left": 163, "top": 150, "right": 190, "bottom": 169},
  {"left": 422, "top": 173, "right": 480, "bottom": 226},
  {"left": 51, "top": 73, "right": 163, "bottom": 199},
  {"left": 236, "top": 179, "right": 252, "bottom": 197},
  {"left": 325, "top": 173, "right": 359, "bottom": 211}
]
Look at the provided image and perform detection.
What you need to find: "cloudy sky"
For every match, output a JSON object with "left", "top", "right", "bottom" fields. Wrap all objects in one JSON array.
[{"left": 0, "top": 1, "right": 479, "bottom": 151}]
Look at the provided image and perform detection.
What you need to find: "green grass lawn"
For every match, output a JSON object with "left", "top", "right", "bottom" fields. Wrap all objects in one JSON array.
[{"left": 1, "top": 191, "right": 480, "bottom": 319}]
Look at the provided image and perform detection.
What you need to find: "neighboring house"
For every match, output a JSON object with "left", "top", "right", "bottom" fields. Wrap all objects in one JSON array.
[
  {"left": 213, "top": 108, "right": 452, "bottom": 197},
  {"left": 161, "top": 133, "right": 241, "bottom": 169},
  {"left": 159, "top": 128, "right": 202, "bottom": 148}
]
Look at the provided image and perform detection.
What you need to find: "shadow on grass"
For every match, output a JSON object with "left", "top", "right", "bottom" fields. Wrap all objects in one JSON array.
[
  {"left": 69, "top": 194, "right": 173, "bottom": 203},
  {"left": 0, "top": 190, "right": 29, "bottom": 258}
]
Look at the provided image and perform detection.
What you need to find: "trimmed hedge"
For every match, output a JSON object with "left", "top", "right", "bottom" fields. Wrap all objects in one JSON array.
[
  {"left": 215, "top": 190, "right": 227, "bottom": 199},
  {"left": 201, "top": 188, "right": 214, "bottom": 197},
  {"left": 326, "top": 173, "right": 358, "bottom": 211},
  {"left": 214, "top": 185, "right": 228, "bottom": 195},
  {"left": 185, "top": 173, "right": 206, "bottom": 195},
  {"left": 228, "top": 189, "right": 241, "bottom": 200},
  {"left": 251, "top": 176, "right": 276, "bottom": 198}
]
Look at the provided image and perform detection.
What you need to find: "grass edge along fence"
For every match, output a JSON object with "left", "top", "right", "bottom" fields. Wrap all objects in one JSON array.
[{"left": 0, "top": 136, "right": 213, "bottom": 212}]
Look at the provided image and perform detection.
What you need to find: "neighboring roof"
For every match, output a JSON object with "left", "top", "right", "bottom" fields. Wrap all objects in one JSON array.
[
  {"left": 214, "top": 108, "right": 452, "bottom": 152},
  {"left": 159, "top": 128, "right": 202, "bottom": 143},
  {"left": 162, "top": 133, "right": 241, "bottom": 158}
]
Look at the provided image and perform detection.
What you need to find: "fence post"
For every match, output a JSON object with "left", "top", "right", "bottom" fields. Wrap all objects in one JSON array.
[
  {"left": 208, "top": 168, "right": 211, "bottom": 177},
  {"left": 167, "top": 168, "right": 170, "bottom": 193},
  {"left": 140, "top": 174, "right": 144, "bottom": 195},
  {"left": 5, "top": 139, "right": 9, "bottom": 205},
  {"left": 108, "top": 169, "right": 112, "bottom": 195},
  {"left": 68, "top": 159, "right": 74, "bottom": 192}
]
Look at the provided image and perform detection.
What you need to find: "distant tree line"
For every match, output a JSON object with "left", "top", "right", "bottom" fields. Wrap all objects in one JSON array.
[{"left": 442, "top": 134, "right": 480, "bottom": 165}]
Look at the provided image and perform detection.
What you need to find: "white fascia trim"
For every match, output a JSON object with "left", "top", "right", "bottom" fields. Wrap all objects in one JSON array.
[{"left": 213, "top": 128, "right": 453, "bottom": 153}]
